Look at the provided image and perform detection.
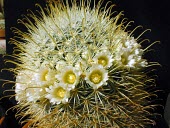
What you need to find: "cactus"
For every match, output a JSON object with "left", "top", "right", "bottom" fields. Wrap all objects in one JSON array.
[{"left": 4, "top": 0, "right": 159, "bottom": 127}]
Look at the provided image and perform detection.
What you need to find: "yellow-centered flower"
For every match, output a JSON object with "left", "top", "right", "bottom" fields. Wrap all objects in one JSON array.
[
  {"left": 85, "top": 64, "right": 108, "bottom": 89},
  {"left": 45, "top": 84, "right": 70, "bottom": 104},
  {"left": 63, "top": 71, "right": 76, "bottom": 84},
  {"left": 53, "top": 87, "right": 66, "bottom": 99},
  {"left": 89, "top": 70, "right": 103, "bottom": 84},
  {"left": 93, "top": 51, "right": 113, "bottom": 68},
  {"left": 55, "top": 66, "right": 81, "bottom": 90},
  {"left": 34, "top": 67, "right": 57, "bottom": 86}
]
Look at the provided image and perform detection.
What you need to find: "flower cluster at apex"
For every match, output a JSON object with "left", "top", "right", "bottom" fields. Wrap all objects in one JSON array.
[
  {"left": 15, "top": 49, "right": 114, "bottom": 105},
  {"left": 15, "top": 36, "right": 147, "bottom": 105}
]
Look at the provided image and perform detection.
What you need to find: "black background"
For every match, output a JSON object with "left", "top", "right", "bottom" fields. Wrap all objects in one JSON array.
[{"left": 0, "top": 0, "right": 169, "bottom": 127}]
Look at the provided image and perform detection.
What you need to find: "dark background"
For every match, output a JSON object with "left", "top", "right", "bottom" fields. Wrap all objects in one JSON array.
[{"left": 0, "top": 0, "right": 169, "bottom": 127}]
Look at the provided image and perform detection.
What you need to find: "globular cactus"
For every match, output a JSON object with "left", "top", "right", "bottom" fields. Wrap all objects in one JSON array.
[{"left": 4, "top": 0, "right": 159, "bottom": 127}]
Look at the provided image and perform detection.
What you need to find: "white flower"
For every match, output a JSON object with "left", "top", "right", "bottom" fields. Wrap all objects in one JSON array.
[
  {"left": 45, "top": 84, "right": 70, "bottom": 104},
  {"left": 85, "top": 64, "right": 108, "bottom": 89},
  {"left": 26, "top": 87, "right": 47, "bottom": 102},
  {"left": 93, "top": 51, "right": 113, "bottom": 68},
  {"left": 34, "top": 67, "right": 57, "bottom": 86},
  {"left": 115, "top": 37, "right": 147, "bottom": 68},
  {"left": 15, "top": 83, "right": 27, "bottom": 102},
  {"left": 55, "top": 66, "right": 81, "bottom": 90},
  {"left": 15, "top": 70, "right": 49, "bottom": 102},
  {"left": 15, "top": 70, "right": 35, "bottom": 102}
]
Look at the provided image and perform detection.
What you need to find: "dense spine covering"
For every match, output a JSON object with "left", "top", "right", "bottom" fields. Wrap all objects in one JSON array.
[{"left": 3, "top": 0, "right": 159, "bottom": 127}]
